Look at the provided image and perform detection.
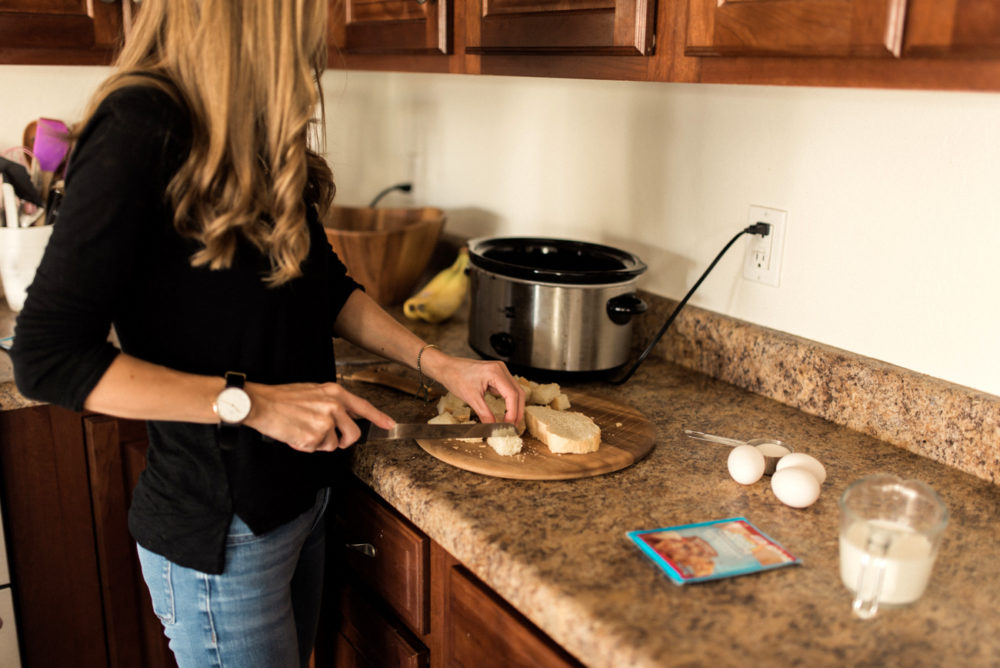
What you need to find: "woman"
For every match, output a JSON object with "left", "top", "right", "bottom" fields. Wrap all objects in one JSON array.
[{"left": 10, "top": 1, "right": 525, "bottom": 666}]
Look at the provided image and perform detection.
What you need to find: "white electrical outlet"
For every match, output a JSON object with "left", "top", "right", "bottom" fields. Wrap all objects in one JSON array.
[{"left": 742, "top": 205, "right": 786, "bottom": 287}]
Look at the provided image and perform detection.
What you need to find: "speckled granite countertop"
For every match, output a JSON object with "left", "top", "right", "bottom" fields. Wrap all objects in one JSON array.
[
  {"left": 337, "top": 307, "right": 1000, "bottom": 668},
  {"left": 4, "top": 295, "right": 1000, "bottom": 666},
  {"left": 0, "top": 300, "right": 37, "bottom": 410}
]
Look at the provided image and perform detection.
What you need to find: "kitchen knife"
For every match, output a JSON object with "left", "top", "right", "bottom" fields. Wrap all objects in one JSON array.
[{"left": 357, "top": 418, "right": 517, "bottom": 443}]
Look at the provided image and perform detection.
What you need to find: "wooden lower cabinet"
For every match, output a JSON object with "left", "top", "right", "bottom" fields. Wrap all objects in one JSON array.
[
  {"left": 83, "top": 414, "right": 175, "bottom": 668},
  {"left": 331, "top": 582, "right": 429, "bottom": 667},
  {"left": 0, "top": 405, "right": 577, "bottom": 667},
  {"left": 0, "top": 406, "right": 173, "bottom": 668},
  {"left": 444, "top": 564, "right": 578, "bottom": 667},
  {"left": 320, "top": 476, "right": 582, "bottom": 668}
]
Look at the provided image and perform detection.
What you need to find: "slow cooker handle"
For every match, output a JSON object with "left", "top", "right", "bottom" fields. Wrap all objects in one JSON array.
[{"left": 606, "top": 293, "right": 647, "bottom": 325}]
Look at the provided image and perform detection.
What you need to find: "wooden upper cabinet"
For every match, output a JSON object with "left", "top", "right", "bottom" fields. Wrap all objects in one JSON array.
[
  {"left": 466, "top": 0, "right": 656, "bottom": 56},
  {"left": 329, "top": 0, "right": 451, "bottom": 55},
  {"left": 0, "top": 0, "right": 131, "bottom": 65},
  {"left": 686, "top": 0, "right": 908, "bottom": 58},
  {"left": 903, "top": 0, "right": 1000, "bottom": 57}
]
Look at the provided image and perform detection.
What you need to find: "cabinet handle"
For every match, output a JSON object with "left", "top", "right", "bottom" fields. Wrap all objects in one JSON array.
[
  {"left": 345, "top": 542, "right": 376, "bottom": 557},
  {"left": 416, "top": 0, "right": 429, "bottom": 5}
]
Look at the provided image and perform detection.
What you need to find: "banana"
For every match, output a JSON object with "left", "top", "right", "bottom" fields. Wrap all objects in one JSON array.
[{"left": 403, "top": 248, "right": 470, "bottom": 323}]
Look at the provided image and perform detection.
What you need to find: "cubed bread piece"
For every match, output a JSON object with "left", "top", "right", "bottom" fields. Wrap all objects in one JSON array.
[
  {"left": 484, "top": 393, "right": 507, "bottom": 420},
  {"left": 515, "top": 375, "right": 535, "bottom": 395},
  {"left": 427, "top": 412, "right": 481, "bottom": 442},
  {"left": 436, "top": 392, "right": 471, "bottom": 421},
  {"left": 428, "top": 412, "right": 459, "bottom": 425},
  {"left": 548, "top": 393, "right": 572, "bottom": 411},
  {"left": 528, "top": 382, "right": 561, "bottom": 406},
  {"left": 486, "top": 425, "right": 523, "bottom": 456},
  {"left": 524, "top": 405, "right": 601, "bottom": 454},
  {"left": 481, "top": 393, "right": 526, "bottom": 434}
]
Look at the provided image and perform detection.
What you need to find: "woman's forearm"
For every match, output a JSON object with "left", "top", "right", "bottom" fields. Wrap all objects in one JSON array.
[
  {"left": 332, "top": 290, "right": 428, "bottom": 370},
  {"left": 83, "top": 353, "right": 224, "bottom": 423},
  {"left": 333, "top": 290, "right": 526, "bottom": 425},
  {"left": 83, "top": 350, "right": 397, "bottom": 451}
]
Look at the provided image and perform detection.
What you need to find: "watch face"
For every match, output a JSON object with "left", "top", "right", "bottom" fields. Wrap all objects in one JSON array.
[{"left": 216, "top": 386, "right": 252, "bottom": 424}]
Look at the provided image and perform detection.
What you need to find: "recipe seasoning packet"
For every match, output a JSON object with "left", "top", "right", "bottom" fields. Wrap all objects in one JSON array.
[{"left": 627, "top": 517, "right": 800, "bottom": 585}]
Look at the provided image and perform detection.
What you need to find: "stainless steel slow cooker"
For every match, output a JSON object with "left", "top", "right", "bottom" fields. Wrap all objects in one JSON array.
[{"left": 467, "top": 237, "right": 647, "bottom": 374}]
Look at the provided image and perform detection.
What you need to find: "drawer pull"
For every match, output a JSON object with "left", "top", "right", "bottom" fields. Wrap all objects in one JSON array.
[{"left": 346, "top": 542, "right": 376, "bottom": 557}]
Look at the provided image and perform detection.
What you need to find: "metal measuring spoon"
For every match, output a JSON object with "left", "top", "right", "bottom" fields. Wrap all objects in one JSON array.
[{"left": 683, "top": 429, "right": 793, "bottom": 474}]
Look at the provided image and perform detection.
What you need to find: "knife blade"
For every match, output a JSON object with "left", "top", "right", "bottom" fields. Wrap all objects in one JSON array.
[{"left": 357, "top": 419, "right": 517, "bottom": 443}]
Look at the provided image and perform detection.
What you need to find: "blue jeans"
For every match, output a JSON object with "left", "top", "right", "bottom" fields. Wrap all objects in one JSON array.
[{"left": 137, "top": 488, "right": 329, "bottom": 668}]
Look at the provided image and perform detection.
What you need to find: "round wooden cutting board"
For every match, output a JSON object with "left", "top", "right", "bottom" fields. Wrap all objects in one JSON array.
[{"left": 416, "top": 390, "right": 656, "bottom": 480}]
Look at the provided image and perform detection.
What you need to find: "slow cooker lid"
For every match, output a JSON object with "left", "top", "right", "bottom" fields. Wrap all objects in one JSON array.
[{"left": 468, "top": 237, "right": 647, "bottom": 285}]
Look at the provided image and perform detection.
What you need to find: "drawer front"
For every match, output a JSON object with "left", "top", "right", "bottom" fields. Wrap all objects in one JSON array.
[
  {"left": 333, "top": 583, "right": 428, "bottom": 668},
  {"left": 335, "top": 482, "right": 429, "bottom": 634},
  {"left": 446, "top": 566, "right": 581, "bottom": 668}
]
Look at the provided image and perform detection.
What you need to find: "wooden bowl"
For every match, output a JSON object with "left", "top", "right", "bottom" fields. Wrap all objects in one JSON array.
[{"left": 322, "top": 205, "right": 446, "bottom": 306}]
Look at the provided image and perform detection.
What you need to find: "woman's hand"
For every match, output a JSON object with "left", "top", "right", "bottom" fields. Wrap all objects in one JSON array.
[
  {"left": 329, "top": 289, "right": 525, "bottom": 426},
  {"left": 420, "top": 349, "right": 526, "bottom": 426},
  {"left": 82, "top": 353, "right": 394, "bottom": 452},
  {"left": 244, "top": 381, "right": 396, "bottom": 452}
]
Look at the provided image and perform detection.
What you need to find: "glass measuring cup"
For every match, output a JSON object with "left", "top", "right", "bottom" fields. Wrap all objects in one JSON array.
[{"left": 839, "top": 474, "right": 949, "bottom": 619}]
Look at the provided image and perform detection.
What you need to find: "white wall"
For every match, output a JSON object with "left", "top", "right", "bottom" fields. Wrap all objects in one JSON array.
[{"left": 3, "top": 65, "right": 999, "bottom": 397}]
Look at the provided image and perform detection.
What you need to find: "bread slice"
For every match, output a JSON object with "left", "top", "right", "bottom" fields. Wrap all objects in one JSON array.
[{"left": 524, "top": 405, "right": 601, "bottom": 454}]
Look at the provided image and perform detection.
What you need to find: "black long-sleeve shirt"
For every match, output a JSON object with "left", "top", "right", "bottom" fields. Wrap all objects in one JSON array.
[{"left": 11, "top": 84, "right": 361, "bottom": 574}]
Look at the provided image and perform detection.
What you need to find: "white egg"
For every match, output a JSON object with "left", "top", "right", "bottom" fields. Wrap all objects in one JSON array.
[
  {"left": 727, "top": 444, "right": 766, "bottom": 485},
  {"left": 775, "top": 452, "right": 827, "bottom": 484},
  {"left": 771, "top": 466, "right": 821, "bottom": 508}
]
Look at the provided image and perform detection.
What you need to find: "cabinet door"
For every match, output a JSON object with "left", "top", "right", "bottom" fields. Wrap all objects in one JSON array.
[
  {"left": 329, "top": 0, "right": 450, "bottom": 55},
  {"left": 333, "top": 479, "right": 430, "bottom": 634},
  {"left": 0, "top": 406, "right": 108, "bottom": 667},
  {"left": 331, "top": 582, "right": 429, "bottom": 667},
  {"left": 84, "top": 415, "right": 176, "bottom": 668},
  {"left": 903, "top": 0, "right": 1000, "bottom": 57},
  {"left": 444, "top": 564, "right": 582, "bottom": 668},
  {"left": 686, "top": 0, "right": 908, "bottom": 58},
  {"left": 0, "top": 0, "right": 127, "bottom": 65},
  {"left": 467, "top": 0, "right": 655, "bottom": 55}
]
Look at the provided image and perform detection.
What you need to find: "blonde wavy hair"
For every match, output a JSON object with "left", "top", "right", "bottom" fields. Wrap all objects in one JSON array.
[{"left": 84, "top": 0, "right": 334, "bottom": 285}]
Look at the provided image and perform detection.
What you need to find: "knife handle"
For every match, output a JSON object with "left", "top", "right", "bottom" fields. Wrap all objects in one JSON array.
[{"left": 354, "top": 418, "right": 373, "bottom": 444}]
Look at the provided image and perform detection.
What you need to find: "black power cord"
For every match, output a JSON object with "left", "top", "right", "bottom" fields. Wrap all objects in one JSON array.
[
  {"left": 368, "top": 182, "right": 413, "bottom": 207},
  {"left": 610, "top": 222, "right": 771, "bottom": 385}
]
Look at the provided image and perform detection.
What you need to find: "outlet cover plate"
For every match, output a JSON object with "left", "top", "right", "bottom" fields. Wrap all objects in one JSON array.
[{"left": 742, "top": 205, "right": 786, "bottom": 287}]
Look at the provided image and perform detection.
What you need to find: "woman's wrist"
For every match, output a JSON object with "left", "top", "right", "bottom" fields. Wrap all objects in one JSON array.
[{"left": 415, "top": 344, "right": 451, "bottom": 385}]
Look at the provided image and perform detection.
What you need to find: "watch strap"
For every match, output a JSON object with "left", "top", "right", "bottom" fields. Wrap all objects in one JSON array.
[
  {"left": 225, "top": 371, "right": 246, "bottom": 390},
  {"left": 217, "top": 371, "right": 248, "bottom": 451}
]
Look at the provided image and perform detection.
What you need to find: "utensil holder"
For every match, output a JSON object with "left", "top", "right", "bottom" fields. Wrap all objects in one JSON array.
[{"left": 0, "top": 224, "right": 53, "bottom": 311}]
